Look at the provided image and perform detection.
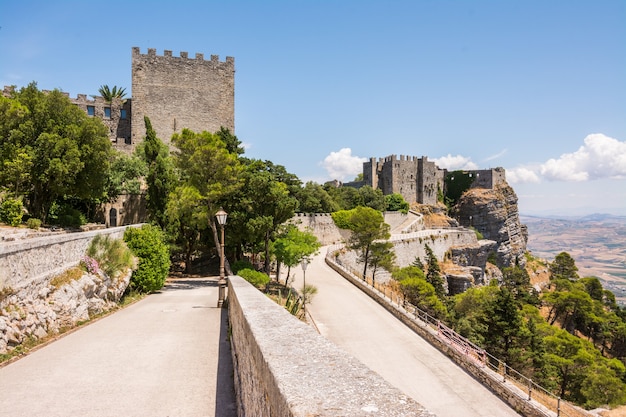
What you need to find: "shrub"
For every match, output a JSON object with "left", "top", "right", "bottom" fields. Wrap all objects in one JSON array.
[
  {"left": 26, "top": 218, "right": 41, "bottom": 229},
  {"left": 48, "top": 202, "right": 86, "bottom": 228},
  {"left": 124, "top": 225, "right": 170, "bottom": 293},
  {"left": 231, "top": 259, "right": 254, "bottom": 274},
  {"left": 238, "top": 268, "right": 270, "bottom": 288},
  {"left": 0, "top": 198, "right": 24, "bottom": 226},
  {"left": 86, "top": 234, "right": 134, "bottom": 279}
]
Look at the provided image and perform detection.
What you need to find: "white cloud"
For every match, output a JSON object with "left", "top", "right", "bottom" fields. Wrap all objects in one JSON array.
[
  {"left": 321, "top": 148, "right": 367, "bottom": 181},
  {"left": 540, "top": 133, "right": 626, "bottom": 181},
  {"left": 508, "top": 134, "right": 626, "bottom": 183},
  {"left": 507, "top": 166, "right": 541, "bottom": 184},
  {"left": 432, "top": 154, "right": 479, "bottom": 170}
]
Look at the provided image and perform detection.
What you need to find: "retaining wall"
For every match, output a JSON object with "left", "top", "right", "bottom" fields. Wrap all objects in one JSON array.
[
  {"left": 227, "top": 274, "right": 436, "bottom": 416},
  {"left": 0, "top": 226, "right": 133, "bottom": 291}
]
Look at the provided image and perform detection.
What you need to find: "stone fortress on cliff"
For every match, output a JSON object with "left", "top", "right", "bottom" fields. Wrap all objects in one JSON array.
[
  {"left": 4, "top": 47, "right": 235, "bottom": 153},
  {"left": 346, "top": 154, "right": 507, "bottom": 205}
]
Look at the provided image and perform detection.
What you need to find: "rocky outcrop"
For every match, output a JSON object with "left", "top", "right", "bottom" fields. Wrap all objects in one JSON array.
[
  {"left": 452, "top": 183, "right": 528, "bottom": 268},
  {"left": 0, "top": 269, "right": 131, "bottom": 354}
]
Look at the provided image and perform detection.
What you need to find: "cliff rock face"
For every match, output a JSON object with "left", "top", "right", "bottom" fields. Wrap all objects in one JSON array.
[{"left": 452, "top": 183, "right": 528, "bottom": 268}]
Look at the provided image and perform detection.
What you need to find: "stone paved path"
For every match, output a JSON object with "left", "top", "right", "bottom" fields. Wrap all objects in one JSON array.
[{"left": 0, "top": 277, "right": 236, "bottom": 417}]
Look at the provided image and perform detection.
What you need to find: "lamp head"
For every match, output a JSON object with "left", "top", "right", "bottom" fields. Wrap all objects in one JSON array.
[{"left": 215, "top": 207, "right": 228, "bottom": 226}]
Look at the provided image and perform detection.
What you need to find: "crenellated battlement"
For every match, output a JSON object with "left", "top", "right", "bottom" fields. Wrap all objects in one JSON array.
[{"left": 132, "top": 47, "right": 234, "bottom": 67}]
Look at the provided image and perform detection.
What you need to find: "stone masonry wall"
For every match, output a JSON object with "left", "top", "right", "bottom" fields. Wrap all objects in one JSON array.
[
  {"left": 0, "top": 226, "right": 138, "bottom": 354},
  {"left": 228, "top": 274, "right": 435, "bottom": 416},
  {"left": 131, "top": 47, "right": 235, "bottom": 150}
]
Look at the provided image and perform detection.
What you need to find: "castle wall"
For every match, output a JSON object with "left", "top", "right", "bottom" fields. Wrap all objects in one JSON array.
[
  {"left": 131, "top": 47, "right": 235, "bottom": 149},
  {"left": 468, "top": 167, "right": 506, "bottom": 189},
  {"left": 363, "top": 154, "right": 502, "bottom": 205},
  {"left": 69, "top": 94, "right": 132, "bottom": 152}
]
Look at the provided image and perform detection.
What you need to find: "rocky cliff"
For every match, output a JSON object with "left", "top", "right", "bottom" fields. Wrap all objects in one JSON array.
[{"left": 452, "top": 183, "right": 528, "bottom": 268}]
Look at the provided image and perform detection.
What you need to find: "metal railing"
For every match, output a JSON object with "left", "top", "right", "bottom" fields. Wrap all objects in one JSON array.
[{"left": 325, "top": 245, "right": 590, "bottom": 417}]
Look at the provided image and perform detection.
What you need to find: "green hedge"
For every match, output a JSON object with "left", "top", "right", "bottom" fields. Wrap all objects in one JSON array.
[{"left": 238, "top": 268, "right": 270, "bottom": 289}]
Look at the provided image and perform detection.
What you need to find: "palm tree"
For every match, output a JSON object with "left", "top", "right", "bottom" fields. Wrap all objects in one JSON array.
[{"left": 98, "top": 85, "right": 127, "bottom": 102}]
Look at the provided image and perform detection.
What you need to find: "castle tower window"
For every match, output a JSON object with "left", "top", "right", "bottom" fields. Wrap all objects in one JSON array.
[
  {"left": 120, "top": 109, "right": 127, "bottom": 119},
  {"left": 87, "top": 105, "right": 95, "bottom": 116},
  {"left": 104, "top": 107, "right": 111, "bottom": 119},
  {"left": 125, "top": 136, "right": 132, "bottom": 145}
]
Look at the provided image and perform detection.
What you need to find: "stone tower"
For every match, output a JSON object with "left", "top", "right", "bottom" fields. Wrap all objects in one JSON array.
[
  {"left": 130, "top": 47, "right": 235, "bottom": 149},
  {"left": 363, "top": 155, "right": 445, "bottom": 205}
]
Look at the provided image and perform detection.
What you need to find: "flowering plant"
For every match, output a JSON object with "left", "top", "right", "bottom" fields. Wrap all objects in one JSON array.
[{"left": 81, "top": 255, "right": 100, "bottom": 275}]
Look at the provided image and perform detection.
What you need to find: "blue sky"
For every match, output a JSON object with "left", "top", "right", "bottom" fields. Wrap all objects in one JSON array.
[{"left": 1, "top": 0, "right": 625, "bottom": 216}]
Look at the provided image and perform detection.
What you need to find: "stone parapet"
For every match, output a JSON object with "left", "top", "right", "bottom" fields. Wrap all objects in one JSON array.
[
  {"left": 0, "top": 226, "right": 136, "bottom": 291},
  {"left": 228, "top": 274, "right": 435, "bottom": 416}
]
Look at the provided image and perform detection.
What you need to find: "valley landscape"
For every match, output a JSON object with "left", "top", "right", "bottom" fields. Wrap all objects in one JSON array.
[{"left": 522, "top": 214, "right": 626, "bottom": 305}]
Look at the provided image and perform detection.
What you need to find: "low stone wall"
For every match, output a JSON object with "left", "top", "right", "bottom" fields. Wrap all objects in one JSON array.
[
  {"left": 0, "top": 226, "right": 133, "bottom": 290},
  {"left": 228, "top": 274, "right": 436, "bottom": 417},
  {"left": 324, "top": 254, "right": 557, "bottom": 417},
  {"left": 0, "top": 226, "right": 138, "bottom": 354}
]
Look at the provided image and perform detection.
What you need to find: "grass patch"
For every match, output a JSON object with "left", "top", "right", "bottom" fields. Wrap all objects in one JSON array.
[{"left": 50, "top": 267, "right": 83, "bottom": 288}]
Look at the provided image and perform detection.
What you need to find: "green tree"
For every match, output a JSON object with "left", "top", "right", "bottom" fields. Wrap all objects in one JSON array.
[
  {"left": 272, "top": 226, "right": 321, "bottom": 286},
  {"left": 358, "top": 186, "right": 385, "bottom": 211},
  {"left": 142, "top": 116, "right": 175, "bottom": 229},
  {"left": 216, "top": 126, "right": 244, "bottom": 156},
  {"left": 338, "top": 206, "right": 391, "bottom": 280},
  {"left": 171, "top": 128, "right": 243, "bottom": 269},
  {"left": 384, "top": 193, "right": 410, "bottom": 213},
  {"left": 368, "top": 241, "right": 395, "bottom": 284},
  {"left": 550, "top": 252, "right": 579, "bottom": 281},
  {"left": 296, "top": 181, "right": 340, "bottom": 213},
  {"left": 3, "top": 83, "right": 113, "bottom": 222},
  {"left": 242, "top": 161, "right": 299, "bottom": 274},
  {"left": 393, "top": 266, "right": 447, "bottom": 318},
  {"left": 425, "top": 244, "right": 446, "bottom": 298},
  {"left": 481, "top": 287, "right": 527, "bottom": 367},
  {"left": 106, "top": 151, "right": 146, "bottom": 198},
  {"left": 165, "top": 185, "right": 206, "bottom": 273}
]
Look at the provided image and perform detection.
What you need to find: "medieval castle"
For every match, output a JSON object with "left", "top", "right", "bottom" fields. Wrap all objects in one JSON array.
[
  {"left": 4, "top": 47, "right": 235, "bottom": 153},
  {"left": 4, "top": 47, "right": 505, "bottom": 214}
]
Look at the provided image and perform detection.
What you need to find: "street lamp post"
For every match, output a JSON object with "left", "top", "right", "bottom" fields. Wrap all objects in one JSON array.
[
  {"left": 215, "top": 208, "right": 228, "bottom": 308},
  {"left": 301, "top": 258, "right": 309, "bottom": 317}
]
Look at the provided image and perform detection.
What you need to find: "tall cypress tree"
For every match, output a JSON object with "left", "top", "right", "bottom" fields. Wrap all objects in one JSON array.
[{"left": 143, "top": 116, "right": 174, "bottom": 229}]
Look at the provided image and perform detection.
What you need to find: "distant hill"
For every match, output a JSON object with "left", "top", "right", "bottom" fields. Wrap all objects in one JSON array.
[{"left": 521, "top": 214, "right": 626, "bottom": 305}]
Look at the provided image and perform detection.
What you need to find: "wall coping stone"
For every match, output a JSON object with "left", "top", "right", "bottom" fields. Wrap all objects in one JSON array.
[{"left": 228, "top": 274, "right": 435, "bottom": 416}]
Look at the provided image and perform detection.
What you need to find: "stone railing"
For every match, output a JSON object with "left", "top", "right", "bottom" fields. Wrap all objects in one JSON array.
[{"left": 227, "top": 274, "right": 436, "bottom": 416}]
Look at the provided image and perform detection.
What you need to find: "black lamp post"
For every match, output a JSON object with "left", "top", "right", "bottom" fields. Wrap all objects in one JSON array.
[
  {"left": 216, "top": 208, "right": 228, "bottom": 308},
  {"left": 301, "top": 258, "right": 309, "bottom": 317}
]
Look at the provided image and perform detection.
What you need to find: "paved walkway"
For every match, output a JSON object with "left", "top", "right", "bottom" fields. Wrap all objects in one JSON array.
[
  {"left": 0, "top": 277, "right": 236, "bottom": 417},
  {"left": 289, "top": 248, "right": 521, "bottom": 417}
]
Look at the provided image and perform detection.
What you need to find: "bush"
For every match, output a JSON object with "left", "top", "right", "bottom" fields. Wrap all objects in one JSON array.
[
  {"left": 26, "top": 218, "right": 41, "bottom": 229},
  {"left": 238, "top": 268, "right": 270, "bottom": 288},
  {"left": 86, "top": 234, "right": 135, "bottom": 279},
  {"left": 0, "top": 198, "right": 24, "bottom": 226},
  {"left": 331, "top": 209, "right": 356, "bottom": 230},
  {"left": 48, "top": 202, "right": 86, "bottom": 228},
  {"left": 124, "top": 225, "right": 170, "bottom": 293},
  {"left": 231, "top": 259, "right": 254, "bottom": 274}
]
